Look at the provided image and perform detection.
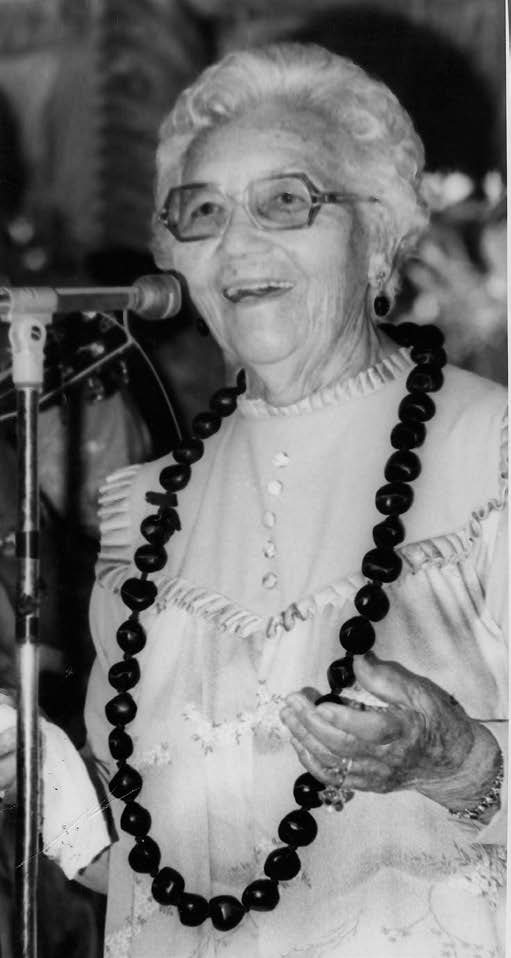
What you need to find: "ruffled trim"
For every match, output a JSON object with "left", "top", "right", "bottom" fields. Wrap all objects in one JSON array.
[
  {"left": 97, "top": 497, "right": 506, "bottom": 641},
  {"left": 97, "top": 464, "right": 141, "bottom": 564},
  {"left": 96, "top": 407, "right": 508, "bottom": 640},
  {"left": 237, "top": 347, "right": 413, "bottom": 418}
]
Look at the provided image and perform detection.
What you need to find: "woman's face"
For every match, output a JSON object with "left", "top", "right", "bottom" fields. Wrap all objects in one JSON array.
[{"left": 168, "top": 106, "right": 373, "bottom": 374}]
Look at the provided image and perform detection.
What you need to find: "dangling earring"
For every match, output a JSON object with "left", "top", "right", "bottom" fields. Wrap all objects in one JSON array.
[
  {"left": 368, "top": 256, "right": 394, "bottom": 320},
  {"left": 373, "top": 292, "right": 391, "bottom": 317}
]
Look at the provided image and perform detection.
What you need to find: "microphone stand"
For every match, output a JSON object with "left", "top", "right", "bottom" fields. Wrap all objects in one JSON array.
[
  {"left": 8, "top": 309, "right": 48, "bottom": 958},
  {"left": 0, "top": 273, "right": 182, "bottom": 958}
]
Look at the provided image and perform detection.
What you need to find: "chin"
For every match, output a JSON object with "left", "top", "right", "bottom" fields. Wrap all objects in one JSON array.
[
  {"left": 227, "top": 312, "right": 300, "bottom": 367},
  {"left": 230, "top": 336, "right": 297, "bottom": 367}
]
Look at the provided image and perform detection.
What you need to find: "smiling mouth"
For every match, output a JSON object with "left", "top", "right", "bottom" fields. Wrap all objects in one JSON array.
[{"left": 223, "top": 281, "right": 294, "bottom": 303}]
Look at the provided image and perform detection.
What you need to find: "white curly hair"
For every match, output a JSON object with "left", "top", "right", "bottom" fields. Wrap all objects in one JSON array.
[{"left": 152, "top": 42, "right": 429, "bottom": 277}]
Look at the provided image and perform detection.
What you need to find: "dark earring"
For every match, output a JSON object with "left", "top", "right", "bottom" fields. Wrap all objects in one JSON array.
[
  {"left": 196, "top": 316, "right": 210, "bottom": 336},
  {"left": 374, "top": 293, "right": 391, "bottom": 317}
]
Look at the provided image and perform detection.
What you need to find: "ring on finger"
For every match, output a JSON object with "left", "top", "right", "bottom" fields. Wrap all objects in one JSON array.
[
  {"left": 319, "top": 758, "right": 354, "bottom": 812},
  {"left": 325, "top": 756, "right": 353, "bottom": 781}
]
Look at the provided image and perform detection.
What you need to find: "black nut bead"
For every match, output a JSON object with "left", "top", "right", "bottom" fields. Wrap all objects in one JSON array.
[
  {"left": 406, "top": 365, "right": 444, "bottom": 394},
  {"left": 339, "top": 616, "right": 376, "bottom": 655},
  {"left": 105, "top": 692, "right": 137, "bottom": 727},
  {"left": 242, "top": 879, "right": 280, "bottom": 912},
  {"left": 362, "top": 548, "right": 403, "bottom": 583},
  {"left": 151, "top": 867, "right": 185, "bottom": 905},
  {"left": 159, "top": 463, "right": 191, "bottom": 492},
  {"left": 278, "top": 809, "right": 318, "bottom": 847},
  {"left": 390, "top": 421, "right": 426, "bottom": 450},
  {"left": 209, "top": 895, "right": 246, "bottom": 931},
  {"left": 384, "top": 450, "right": 421, "bottom": 483},
  {"left": 134, "top": 544, "right": 167, "bottom": 574},
  {"left": 120, "top": 801, "right": 152, "bottom": 837},
  {"left": 264, "top": 846, "right": 302, "bottom": 881},
  {"left": 410, "top": 344, "right": 447, "bottom": 368},
  {"left": 140, "top": 512, "right": 179, "bottom": 545},
  {"left": 372, "top": 515, "right": 405, "bottom": 549},
  {"left": 375, "top": 481, "right": 414, "bottom": 516},
  {"left": 385, "top": 321, "right": 418, "bottom": 347},
  {"left": 398, "top": 391, "right": 435, "bottom": 423},
  {"left": 108, "top": 658, "right": 141, "bottom": 692},
  {"left": 315, "top": 692, "right": 344, "bottom": 706},
  {"left": 109, "top": 764, "right": 142, "bottom": 801},
  {"left": 209, "top": 388, "right": 238, "bottom": 417},
  {"left": 354, "top": 583, "right": 390, "bottom": 621},
  {"left": 116, "top": 620, "right": 146, "bottom": 655},
  {"left": 327, "top": 656, "right": 355, "bottom": 690},
  {"left": 128, "top": 836, "right": 161, "bottom": 874},
  {"left": 192, "top": 411, "right": 221, "bottom": 439},
  {"left": 173, "top": 438, "right": 204, "bottom": 465},
  {"left": 120, "top": 578, "right": 157, "bottom": 612},
  {"left": 293, "top": 773, "right": 324, "bottom": 810},
  {"left": 413, "top": 323, "right": 444, "bottom": 349},
  {"left": 108, "top": 728, "right": 133, "bottom": 761},
  {"left": 178, "top": 893, "right": 210, "bottom": 926}
]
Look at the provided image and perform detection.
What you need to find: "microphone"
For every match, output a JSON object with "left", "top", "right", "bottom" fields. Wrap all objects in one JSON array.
[{"left": 0, "top": 273, "right": 182, "bottom": 322}]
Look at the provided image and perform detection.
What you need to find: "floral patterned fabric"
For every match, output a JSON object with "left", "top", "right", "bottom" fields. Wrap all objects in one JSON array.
[{"left": 85, "top": 348, "right": 508, "bottom": 957}]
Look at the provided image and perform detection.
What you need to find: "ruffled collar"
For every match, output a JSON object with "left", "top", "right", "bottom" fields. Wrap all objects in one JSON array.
[{"left": 237, "top": 347, "right": 414, "bottom": 418}]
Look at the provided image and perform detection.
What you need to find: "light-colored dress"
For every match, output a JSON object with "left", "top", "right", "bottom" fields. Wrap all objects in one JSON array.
[{"left": 86, "top": 347, "right": 508, "bottom": 958}]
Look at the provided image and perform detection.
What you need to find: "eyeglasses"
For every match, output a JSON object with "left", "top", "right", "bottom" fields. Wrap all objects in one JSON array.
[{"left": 158, "top": 172, "right": 379, "bottom": 242}]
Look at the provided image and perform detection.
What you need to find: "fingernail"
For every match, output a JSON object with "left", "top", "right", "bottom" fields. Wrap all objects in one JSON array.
[
  {"left": 317, "top": 707, "right": 335, "bottom": 720},
  {"left": 287, "top": 695, "right": 305, "bottom": 711}
]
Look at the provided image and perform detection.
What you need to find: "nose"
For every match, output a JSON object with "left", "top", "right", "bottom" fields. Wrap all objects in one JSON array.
[{"left": 218, "top": 201, "right": 270, "bottom": 254}]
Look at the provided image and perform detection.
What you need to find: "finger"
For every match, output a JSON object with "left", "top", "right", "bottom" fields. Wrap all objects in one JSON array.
[
  {"left": 282, "top": 703, "right": 355, "bottom": 752},
  {"left": 354, "top": 653, "right": 421, "bottom": 709},
  {"left": 283, "top": 694, "right": 403, "bottom": 749},
  {"left": 0, "top": 752, "right": 15, "bottom": 791},
  {"left": 290, "top": 738, "right": 394, "bottom": 794},
  {"left": 0, "top": 725, "right": 16, "bottom": 757},
  {"left": 283, "top": 709, "right": 341, "bottom": 766},
  {"left": 290, "top": 738, "right": 349, "bottom": 787},
  {"left": 345, "top": 757, "right": 394, "bottom": 793},
  {"left": 314, "top": 701, "right": 402, "bottom": 747}
]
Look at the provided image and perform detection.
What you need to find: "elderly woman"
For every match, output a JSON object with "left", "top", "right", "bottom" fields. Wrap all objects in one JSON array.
[{"left": 1, "top": 42, "right": 507, "bottom": 958}]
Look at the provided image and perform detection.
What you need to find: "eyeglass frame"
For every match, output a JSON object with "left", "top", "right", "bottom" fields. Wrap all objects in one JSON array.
[{"left": 157, "top": 171, "right": 380, "bottom": 242}]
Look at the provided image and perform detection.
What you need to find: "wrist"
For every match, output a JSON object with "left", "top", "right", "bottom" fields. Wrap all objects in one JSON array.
[
  {"left": 448, "top": 749, "right": 503, "bottom": 824},
  {"left": 416, "top": 722, "right": 502, "bottom": 813}
]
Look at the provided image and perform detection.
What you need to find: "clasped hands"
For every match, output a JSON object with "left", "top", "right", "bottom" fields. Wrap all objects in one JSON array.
[{"left": 280, "top": 652, "right": 499, "bottom": 810}]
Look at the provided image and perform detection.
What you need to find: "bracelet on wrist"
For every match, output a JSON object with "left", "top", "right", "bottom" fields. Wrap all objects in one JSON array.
[{"left": 448, "top": 750, "right": 504, "bottom": 822}]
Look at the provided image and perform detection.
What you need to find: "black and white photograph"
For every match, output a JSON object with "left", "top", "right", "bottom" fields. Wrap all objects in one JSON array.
[{"left": 0, "top": 1, "right": 507, "bottom": 956}]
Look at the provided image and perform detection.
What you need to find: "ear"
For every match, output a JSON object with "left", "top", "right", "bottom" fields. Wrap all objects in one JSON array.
[
  {"left": 367, "top": 251, "right": 392, "bottom": 290},
  {"left": 365, "top": 203, "right": 399, "bottom": 290}
]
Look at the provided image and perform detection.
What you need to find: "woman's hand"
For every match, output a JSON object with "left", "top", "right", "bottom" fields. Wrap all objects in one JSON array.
[
  {"left": 0, "top": 690, "right": 16, "bottom": 797},
  {"left": 280, "top": 652, "right": 501, "bottom": 811}
]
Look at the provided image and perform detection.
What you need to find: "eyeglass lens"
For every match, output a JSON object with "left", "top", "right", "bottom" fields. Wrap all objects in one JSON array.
[{"left": 166, "top": 175, "right": 314, "bottom": 239}]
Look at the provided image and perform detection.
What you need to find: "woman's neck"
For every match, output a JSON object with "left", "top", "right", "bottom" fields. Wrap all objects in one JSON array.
[{"left": 237, "top": 321, "right": 395, "bottom": 407}]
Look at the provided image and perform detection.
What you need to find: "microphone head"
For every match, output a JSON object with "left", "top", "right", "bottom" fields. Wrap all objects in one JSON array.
[{"left": 131, "top": 273, "right": 182, "bottom": 320}]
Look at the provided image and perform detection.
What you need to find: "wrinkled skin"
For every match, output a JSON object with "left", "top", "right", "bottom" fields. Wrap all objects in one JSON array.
[{"left": 280, "top": 653, "right": 501, "bottom": 812}]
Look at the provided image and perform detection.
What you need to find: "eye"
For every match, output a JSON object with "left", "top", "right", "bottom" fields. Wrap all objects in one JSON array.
[
  {"left": 177, "top": 187, "right": 227, "bottom": 235},
  {"left": 189, "top": 200, "right": 223, "bottom": 222},
  {"left": 271, "top": 190, "right": 308, "bottom": 211},
  {"left": 254, "top": 178, "right": 311, "bottom": 225}
]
